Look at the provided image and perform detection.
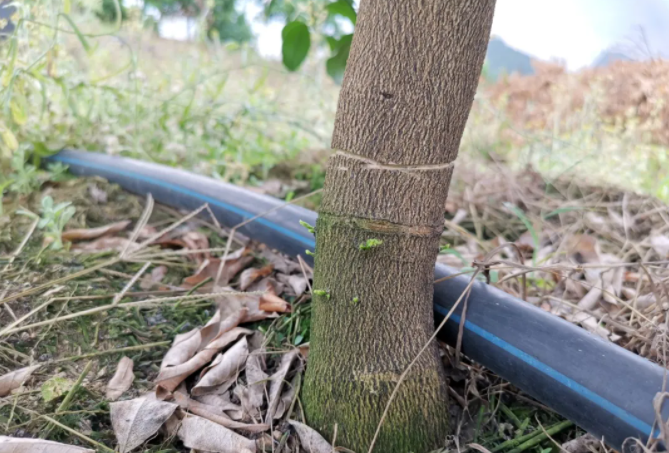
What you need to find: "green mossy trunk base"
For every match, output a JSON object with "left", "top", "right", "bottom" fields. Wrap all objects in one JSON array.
[
  {"left": 303, "top": 214, "right": 450, "bottom": 453},
  {"left": 304, "top": 368, "right": 449, "bottom": 453}
]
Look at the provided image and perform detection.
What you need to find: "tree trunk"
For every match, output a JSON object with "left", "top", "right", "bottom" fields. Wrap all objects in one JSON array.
[{"left": 303, "top": 1, "right": 496, "bottom": 452}]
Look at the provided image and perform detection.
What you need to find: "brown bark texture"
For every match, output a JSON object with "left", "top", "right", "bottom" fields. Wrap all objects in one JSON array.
[{"left": 303, "top": 1, "right": 496, "bottom": 452}]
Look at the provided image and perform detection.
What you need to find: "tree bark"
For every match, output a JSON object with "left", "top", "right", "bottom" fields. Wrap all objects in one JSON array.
[{"left": 303, "top": 1, "right": 496, "bottom": 452}]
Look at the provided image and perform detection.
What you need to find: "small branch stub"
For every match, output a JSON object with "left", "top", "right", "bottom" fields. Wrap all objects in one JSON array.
[
  {"left": 299, "top": 220, "right": 315, "bottom": 235},
  {"left": 359, "top": 238, "right": 383, "bottom": 250},
  {"left": 313, "top": 289, "right": 330, "bottom": 300}
]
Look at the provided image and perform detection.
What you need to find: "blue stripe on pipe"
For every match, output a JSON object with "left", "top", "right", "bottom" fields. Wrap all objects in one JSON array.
[
  {"left": 52, "top": 155, "right": 315, "bottom": 250},
  {"left": 53, "top": 152, "right": 657, "bottom": 439},
  {"left": 441, "top": 308, "right": 656, "bottom": 437}
]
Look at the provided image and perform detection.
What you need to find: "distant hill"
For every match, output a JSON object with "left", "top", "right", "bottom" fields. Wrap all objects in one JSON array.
[
  {"left": 485, "top": 36, "right": 535, "bottom": 81},
  {"left": 592, "top": 49, "right": 634, "bottom": 67}
]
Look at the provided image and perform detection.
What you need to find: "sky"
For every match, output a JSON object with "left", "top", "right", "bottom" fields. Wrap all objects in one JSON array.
[
  {"left": 489, "top": 0, "right": 669, "bottom": 69},
  {"left": 158, "top": 0, "right": 669, "bottom": 70}
]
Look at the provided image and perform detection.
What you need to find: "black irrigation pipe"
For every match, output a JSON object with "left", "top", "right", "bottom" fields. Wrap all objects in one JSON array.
[{"left": 49, "top": 149, "right": 669, "bottom": 452}]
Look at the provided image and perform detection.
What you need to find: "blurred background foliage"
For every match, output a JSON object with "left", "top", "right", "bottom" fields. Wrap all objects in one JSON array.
[{"left": 0, "top": 0, "right": 668, "bottom": 211}]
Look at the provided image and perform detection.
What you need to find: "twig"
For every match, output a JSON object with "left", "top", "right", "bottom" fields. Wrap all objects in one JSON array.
[
  {"left": 0, "top": 298, "right": 55, "bottom": 336},
  {"left": 52, "top": 341, "right": 171, "bottom": 364},
  {"left": 133, "top": 202, "right": 207, "bottom": 255},
  {"left": 0, "top": 257, "right": 120, "bottom": 306},
  {"left": 297, "top": 255, "right": 313, "bottom": 294},
  {"left": 121, "top": 193, "right": 154, "bottom": 258},
  {"left": 17, "top": 404, "right": 115, "bottom": 452},
  {"left": 2, "top": 218, "right": 38, "bottom": 271},
  {"left": 173, "top": 277, "right": 212, "bottom": 308},
  {"left": 113, "top": 261, "right": 152, "bottom": 305},
  {"left": 1, "top": 291, "right": 262, "bottom": 336}
]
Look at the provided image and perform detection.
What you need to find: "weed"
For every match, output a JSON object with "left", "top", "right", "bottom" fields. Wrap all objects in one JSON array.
[{"left": 17, "top": 196, "right": 76, "bottom": 250}]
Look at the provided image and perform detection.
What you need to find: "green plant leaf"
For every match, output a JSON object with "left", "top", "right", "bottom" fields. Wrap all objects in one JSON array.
[
  {"left": 281, "top": 21, "right": 310, "bottom": 71},
  {"left": 1, "top": 128, "right": 18, "bottom": 152},
  {"left": 325, "top": 36, "right": 338, "bottom": 51},
  {"left": 326, "top": 0, "right": 357, "bottom": 25},
  {"left": 541, "top": 206, "right": 583, "bottom": 219},
  {"left": 10, "top": 95, "right": 27, "bottom": 125},
  {"left": 41, "top": 196, "right": 54, "bottom": 211},
  {"left": 41, "top": 376, "right": 74, "bottom": 402},
  {"left": 58, "top": 205, "right": 76, "bottom": 230},
  {"left": 326, "top": 34, "right": 352, "bottom": 84},
  {"left": 53, "top": 201, "right": 73, "bottom": 213},
  {"left": 61, "top": 14, "right": 91, "bottom": 54},
  {"left": 15, "top": 207, "right": 38, "bottom": 220}
]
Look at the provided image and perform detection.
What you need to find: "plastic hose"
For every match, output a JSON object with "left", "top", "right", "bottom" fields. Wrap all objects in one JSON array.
[{"left": 48, "top": 149, "right": 668, "bottom": 451}]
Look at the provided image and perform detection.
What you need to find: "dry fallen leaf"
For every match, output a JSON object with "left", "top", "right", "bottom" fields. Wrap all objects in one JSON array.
[
  {"left": 62, "top": 220, "right": 131, "bottom": 242},
  {"left": 110, "top": 396, "right": 178, "bottom": 453},
  {"left": 194, "top": 393, "right": 243, "bottom": 415},
  {"left": 0, "top": 365, "right": 40, "bottom": 397},
  {"left": 193, "top": 337, "right": 249, "bottom": 396},
  {"left": 72, "top": 237, "right": 139, "bottom": 254},
  {"left": 247, "top": 277, "right": 284, "bottom": 296},
  {"left": 577, "top": 287, "right": 602, "bottom": 310},
  {"left": 259, "top": 246, "right": 300, "bottom": 274},
  {"left": 298, "top": 343, "right": 310, "bottom": 359},
  {"left": 218, "top": 293, "right": 279, "bottom": 324},
  {"left": 199, "top": 309, "right": 223, "bottom": 347},
  {"left": 266, "top": 350, "right": 299, "bottom": 421},
  {"left": 160, "top": 328, "right": 202, "bottom": 371},
  {"left": 162, "top": 411, "right": 183, "bottom": 438},
  {"left": 183, "top": 248, "right": 253, "bottom": 288},
  {"left": 180, "top": 231, "right": 211, "bottom": 263},
  {"left": 635, "top": 293, "right": 657, "bottom": 309},
  {"left": 287, "top": 275, "right": 308, "bottom": 297},
  {"left": 288, "top": 420, "right": 333, "bottom": 453},
  {"left": 239, "top": 353, "right": 268, "bottom": 417},
  {"left": 273, "top": 373, "right": 299, "bottom": 419},
  {"left": 140, "top": 265, "right": 168, "bottom": 290},
  {"left": 172, "top": 392, "right": 269, "bottom": 432},
  {"left": 259, "top": 293, "right": 291, "bottom": 313},
  {"left": 156, "top": 325, "right": 250, "bottom": 392},
  {"left": 651, "top": 235, "right": 669, "bottom": 258},
  {"left": 561, "top": 434, "right": 600, "bottom": 453},
  {"left": 565, "top": 234, "right": 600, "bottom": 264},
  {"left": 177, "top": 415, "right": 256, "bottom": 453},
  {"left": 240, "top": 265, "right": 274, "bottom": 291},
  {"left": 106, "top": 356, "right": 135, "bottom": 401},
  {"left": 0, "top": 436, "right": 94, "bottom": 453}
]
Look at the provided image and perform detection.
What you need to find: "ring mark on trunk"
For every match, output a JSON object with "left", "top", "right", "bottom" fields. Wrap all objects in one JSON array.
[
  {"left": 334, "top": 150, "right": 454, "bottom": 172},
  {"left": 320, "top": 212, "right": 442, "bottom": 238}
]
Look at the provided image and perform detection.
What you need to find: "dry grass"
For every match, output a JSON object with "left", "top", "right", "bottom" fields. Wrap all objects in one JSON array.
[{"left": 443, "top": 159, "right": 669, "bottom": 365}]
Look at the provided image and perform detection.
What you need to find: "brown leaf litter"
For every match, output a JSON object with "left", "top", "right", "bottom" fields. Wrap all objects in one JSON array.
[
  {"left": 105, "top": 303, "right": 307, "bottom": 451},
  {"left": 443, "top": 160, "right": 669, "bottom": 363},
  {"left": 0, "top": 364, "right": 40, "bottom": 397},
  {"left": 110, "top": 395, "right": 178, "bottom": 453},
  {"left": 106, "top": 356, "right": 135, "bottom": 401}
]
